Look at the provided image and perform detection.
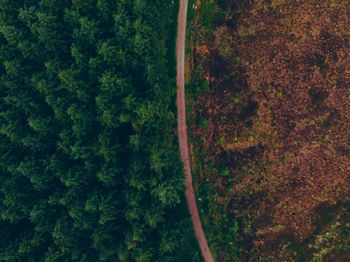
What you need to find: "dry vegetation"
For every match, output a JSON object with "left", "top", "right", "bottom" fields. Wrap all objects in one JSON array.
[{"left": 192, "top": 0, "right": 350, "bottom": 260}]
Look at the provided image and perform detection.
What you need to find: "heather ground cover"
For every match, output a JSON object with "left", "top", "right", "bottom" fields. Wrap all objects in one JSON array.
[{"left": 190, "top": 0, "right": 350, "bottom": 260}]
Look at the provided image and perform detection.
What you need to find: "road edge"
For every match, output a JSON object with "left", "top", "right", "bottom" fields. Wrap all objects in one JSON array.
[{"left": 176, "top": 1, "right": 215, "bottom": 261}]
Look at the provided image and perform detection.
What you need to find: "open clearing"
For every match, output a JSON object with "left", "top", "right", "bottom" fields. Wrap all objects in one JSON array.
[{"left": 190, "top": 0, "right": 350, "bottom": 260}]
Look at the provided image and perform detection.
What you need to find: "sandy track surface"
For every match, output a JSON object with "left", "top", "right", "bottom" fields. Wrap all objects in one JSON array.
[{"left": 176, "top": 1, "right": 214, "bottom": 261}]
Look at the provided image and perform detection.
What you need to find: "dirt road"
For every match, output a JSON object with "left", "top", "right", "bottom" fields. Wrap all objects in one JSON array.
[{"left": 176, "top": 1, "right": 214, "bottom": 261}]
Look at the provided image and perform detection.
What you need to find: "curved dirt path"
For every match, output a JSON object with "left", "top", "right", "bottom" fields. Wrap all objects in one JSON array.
[{"left": 176, "top": 1, "right": 214, "bottom": 261}]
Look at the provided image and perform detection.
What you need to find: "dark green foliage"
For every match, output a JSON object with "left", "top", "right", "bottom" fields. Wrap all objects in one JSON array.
[{"left": 0, "top": 0, "right": 200, "bottom": 261}]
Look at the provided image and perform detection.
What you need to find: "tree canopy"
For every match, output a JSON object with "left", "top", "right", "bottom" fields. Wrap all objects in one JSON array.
[{"left": 0, "top": 0, "right": 200, "bottom": 261}]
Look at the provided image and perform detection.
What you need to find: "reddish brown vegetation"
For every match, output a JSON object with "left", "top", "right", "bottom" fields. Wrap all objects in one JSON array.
[{"left": 192, "top": 0, "right": 350, "bottom": 259}]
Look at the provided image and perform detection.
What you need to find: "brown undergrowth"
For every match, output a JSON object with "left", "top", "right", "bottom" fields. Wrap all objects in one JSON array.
[{"left": 192, "top": 0, "right": 350, "bottom": 260}]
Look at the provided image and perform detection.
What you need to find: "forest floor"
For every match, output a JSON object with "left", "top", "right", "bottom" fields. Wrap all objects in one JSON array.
[
  {"left": 176, "top": 0, "right": 214, "bottom": 261},
  {"left": 189, "top": 0, "right": 350, "bottom": 261}
]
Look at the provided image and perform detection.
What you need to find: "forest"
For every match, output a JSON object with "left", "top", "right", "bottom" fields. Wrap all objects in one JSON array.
[{"left": 0, "top": 0, "right": 201, "bottom": 261}]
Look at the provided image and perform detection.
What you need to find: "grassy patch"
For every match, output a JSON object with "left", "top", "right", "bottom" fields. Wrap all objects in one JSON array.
[{"left": 185, "top": 1, "right": 244, "bottom": 260}]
